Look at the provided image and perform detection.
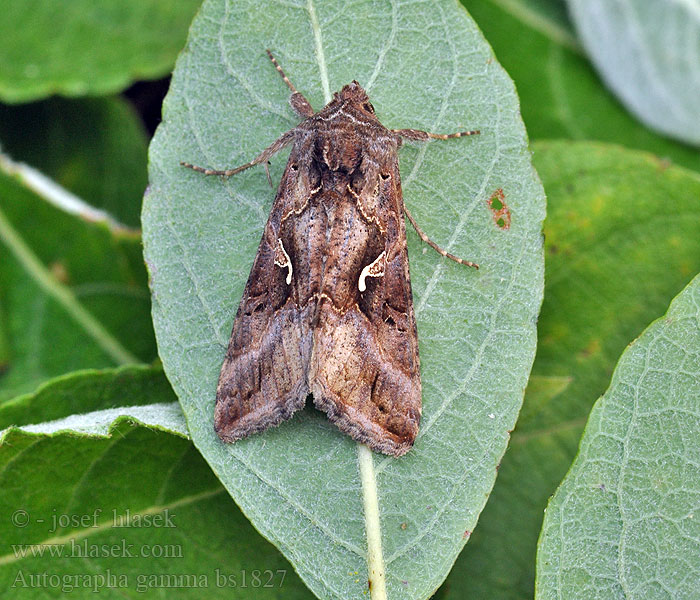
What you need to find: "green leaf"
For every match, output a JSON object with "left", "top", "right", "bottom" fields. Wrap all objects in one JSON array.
[
  {"left": 460, "top": 0, "right": 700, "bottom": 172},
  {"left": 567, "top": 0, "right": 700, "bottom": 146},
  {"left": 0, "top": 168, "right": 155, "bottom": 402},
  {"left": 0, "top": 0, "right": 201, "bottom": 103},
  {"left": 0, "top": 97, "right": 148, "bottom": 228},
  {"left": 0, "top": 364, "right": 178, "bottom": 430},
  {"left": 472, "top": 0, "right": 576, "bottom": 48},
  {"left": 0, "top": 367, "right": 314, "bottom": 599},
  {"left": 536, "top": 272, "right": 700, "bottom": 599},
  {"left": 143, "top": 1, "right": 545, "bottom": 598},
  {"left": 442, "top": 140, "right": 700, "bottom": 599},
  {"left": 520, "top": 0, "right": 572, "bottom": 34}
]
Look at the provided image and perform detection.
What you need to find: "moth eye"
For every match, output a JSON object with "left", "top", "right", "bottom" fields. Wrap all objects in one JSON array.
[
  {"left": 290, "top": 164, "right": 299, "bottom": 171},
  {"left": 363, "top": 102, "right": 375, "bottom": 114},
  {"left": 380, "top": 173, "right": 391, "bottom": 180}
]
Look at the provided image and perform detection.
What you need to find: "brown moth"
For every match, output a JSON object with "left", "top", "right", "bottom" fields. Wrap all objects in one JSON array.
[{"left": 182, "top": 51, "right": 478, "bottom": 457}]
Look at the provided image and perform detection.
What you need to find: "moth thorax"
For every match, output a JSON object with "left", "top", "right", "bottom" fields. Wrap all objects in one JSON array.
[{"left": 317, "top": 134, "right": 363, "bottom": 173}]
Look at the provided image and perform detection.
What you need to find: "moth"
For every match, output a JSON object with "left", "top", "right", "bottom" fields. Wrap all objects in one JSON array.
[{"left": 182, "top": 51, "right": 479, "bottom": 456}]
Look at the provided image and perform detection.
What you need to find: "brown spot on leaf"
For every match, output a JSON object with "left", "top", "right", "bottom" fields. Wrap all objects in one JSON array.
[
  {"left": 654, "top": 156, "right": 671, "bottom": 173},
  {"left": 578, "top": 338, "right": 601, "bottom": 360},
  {"left": 50, "top": 261, "right": 70, "bottom": 284},
  {"left": 487, "top": 188, "right": 511, "bottom": 230}
]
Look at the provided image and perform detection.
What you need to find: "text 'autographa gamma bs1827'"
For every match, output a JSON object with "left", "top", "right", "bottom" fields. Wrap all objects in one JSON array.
[{"left": 181, "top": 51, "right": 479, "bottom": 457}]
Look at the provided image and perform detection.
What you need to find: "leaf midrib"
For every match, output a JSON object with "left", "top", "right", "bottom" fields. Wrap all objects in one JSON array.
[{"left": 0, "top": 205, "right": 139, "bottom": 366}]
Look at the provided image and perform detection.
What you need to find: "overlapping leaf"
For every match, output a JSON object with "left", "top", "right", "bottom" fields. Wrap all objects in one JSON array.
[
  {"left": 443, "top": 140, "right": 700, "bottom": 598},
  {"left": 568, "top": 0, "right": 700, "bottom": 146},
  {"left": 460, "top": 0, "right": 700, "bottom": 171},
  {"left": 0, "top": 0, "right": 201, "bottom": 102},
  {"left": 537, "top": 273, "right": 700, "bottom": 599},
  {"left": 0, "top": 169, "right": 154, "bottom": 402},
  {"left": 0, "top": 366, "right": 313, "bottom": 599},
  {"left": 0, "top": 365, "right": 175, "bottom": 429}
]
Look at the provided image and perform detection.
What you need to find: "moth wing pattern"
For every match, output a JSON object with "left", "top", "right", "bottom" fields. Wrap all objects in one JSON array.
[
  {"left": 214, "top": 146, "right": 317, "bottom": 441},
  {"left": 193, "top": 55, "right": 479, "bottom": 456},
  {"left": 309, "top": 152, "right": 421, "bottom": 457}
]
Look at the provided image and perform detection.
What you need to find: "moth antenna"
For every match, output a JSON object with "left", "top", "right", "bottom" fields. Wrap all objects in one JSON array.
[
  {"left": 426, "top": 130, "right": 480, "bottom": 140},
  {"left": 266, "top": 49, "right": 315, "bottom": 118},
  {"left": 266, "top": 49, "right": 299, "bottom": 94},
  {"left": 404, "top": 207, "right": 479, "bottom": 269},
  {"left": 393, "top": 128, "right": 480, "bottom": 141}
]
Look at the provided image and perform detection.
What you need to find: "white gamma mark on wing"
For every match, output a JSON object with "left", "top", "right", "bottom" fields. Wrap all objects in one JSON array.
[
  {"left": 273, "top": 238, "right": 293, "bottom": 285},
  {"left": 358, "top": 251, "right": 386, "bottom": 292}
]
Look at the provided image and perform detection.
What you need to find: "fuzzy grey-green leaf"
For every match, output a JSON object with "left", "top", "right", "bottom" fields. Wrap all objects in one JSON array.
[
  {"left": 143, "top": 1, "right": 545, "bottom": 598},
  {"left": 567, "top": 0, "right": 700, "bottom": 146},
  {"left": 537, "top": 273, "right": 700, "bottom": 599}
]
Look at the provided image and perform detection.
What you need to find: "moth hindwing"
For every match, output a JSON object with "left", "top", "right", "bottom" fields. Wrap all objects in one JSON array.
[{"left": 182, "top": 51, "right": 479, "bottom": 457}]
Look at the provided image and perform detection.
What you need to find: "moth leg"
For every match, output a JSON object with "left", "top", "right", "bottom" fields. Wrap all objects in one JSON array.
[
  {"left": 393, "top": 128, "right": 480, "bottom": 141},
  {"left": 266, "top": 49, "right": 315, "bottom": 118},
  {"left": 180, "top": 129, "right": 295, "bottom": 177},
  {"left": 404, "top": 206, "right": 479, "bottom": 269}
]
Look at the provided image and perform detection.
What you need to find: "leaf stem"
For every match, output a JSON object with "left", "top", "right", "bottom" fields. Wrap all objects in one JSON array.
[{"left": 358, "top": 444, "right": 387, "bottom": 600}]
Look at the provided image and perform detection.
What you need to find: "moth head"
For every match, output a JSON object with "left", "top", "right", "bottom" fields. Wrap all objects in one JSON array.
[{"left": 340, "top": 81, "right": 375, "bottom": 115}]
